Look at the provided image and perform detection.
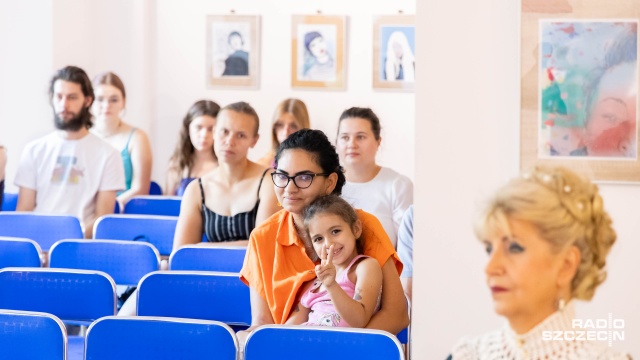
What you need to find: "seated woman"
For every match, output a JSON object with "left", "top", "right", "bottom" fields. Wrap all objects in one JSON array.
[
  {"left": 450, "top": 166, "right": 629, "bottom": 359},
  {"left": 257, "top": 98, "right": 310, "bottom": 168},
  {"left": 172, "top": 101, "right": 280, "bottom": 248},
  {"left": 118, "top": 102, "right": 278, "bottom": 316},
  {"left": 92, "top": 72, "right": 152, "bottom": 207},
  {"left": 239, "top": 129, "right": 409, "bottom": 340},
  {"left": 336, "top": 107, "right": 413, "bottom": 247},
  {"left": 165, "top": 100, "right": 220, "bottom": 196}
]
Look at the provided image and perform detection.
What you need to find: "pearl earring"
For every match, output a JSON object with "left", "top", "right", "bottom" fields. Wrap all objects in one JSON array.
[{"left": 557, "top": 298, "right": 566, "bottom": 312}]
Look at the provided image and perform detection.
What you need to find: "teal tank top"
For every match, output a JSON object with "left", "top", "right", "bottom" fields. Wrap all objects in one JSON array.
[{"left": 120, "top": 128, "right": 136, "bottom": 191}]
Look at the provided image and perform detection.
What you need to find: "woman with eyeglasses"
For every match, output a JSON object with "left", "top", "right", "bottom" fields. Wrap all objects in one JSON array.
[
  {"left": 172, "top": 101, "right": 280, "bottom": 248},
  {"left": 238, "top": 129, "right": 408, "bottom": 343}
]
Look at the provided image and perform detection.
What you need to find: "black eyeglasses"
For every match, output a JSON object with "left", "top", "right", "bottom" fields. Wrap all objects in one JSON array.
[{"left": 271, "top": 172, "right": 330, "bottom": 189}]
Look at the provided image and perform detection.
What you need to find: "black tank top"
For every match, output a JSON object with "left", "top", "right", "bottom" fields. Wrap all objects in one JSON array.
[{"left": 199, "top": 169, "right": 269, "bottom": 242}]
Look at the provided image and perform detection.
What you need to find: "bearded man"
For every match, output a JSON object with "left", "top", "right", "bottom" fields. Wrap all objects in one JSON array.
[{"left": 15, "top": 66, "right": 124, "bottom": 237}]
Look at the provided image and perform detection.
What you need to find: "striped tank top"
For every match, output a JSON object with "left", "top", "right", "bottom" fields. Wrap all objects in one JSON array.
[{"left": 198, "top": 169, "right": 269, "bottom": 242}]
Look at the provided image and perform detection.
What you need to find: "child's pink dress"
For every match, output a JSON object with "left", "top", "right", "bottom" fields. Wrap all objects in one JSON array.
[{"left": 300, "top": 255, "right": 377, "bottom": 327}]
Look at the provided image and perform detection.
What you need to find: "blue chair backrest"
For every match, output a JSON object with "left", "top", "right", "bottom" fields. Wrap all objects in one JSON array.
[
  {"left": 169, "top": 246, "right": 246, "bottom": 272},
  {"left": 0, "top": 237, "right": 42, "bottom": 268},
  {"left": 93, "top": 214, "right": 178, "bottom": 256},
  {"left": 0, "top": 267, "right": 116, "bottom": 323},
  {"left": 0, "top": 310, "right": 67, "bottom": 360},
  {"left": 124, "top": 196, "right": 181, "bottom": 216},
  {"left": 149, "top": 181, "right": 162, "bottom": 195},
  {"left": 137, "top": 271, "right": 251, "bottom": 326},
  {"left": 245, "top": 325, "right": 405, "bottom": 360},
  {"left": 0, "top": 212, "right": 83, "bottom": 251},
  {"left": 49, "top": 239, "right": 160, "bottom": 286},
  {"left": 85, "top": 316, "right": 237, "bottom": 360},
  {"left": 1, "top": 192, "right": 18, "bottom": 211}
]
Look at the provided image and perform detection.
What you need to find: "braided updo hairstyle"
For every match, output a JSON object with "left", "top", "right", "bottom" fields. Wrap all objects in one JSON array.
[{"left": 475, "top": 165, "right": 616, "bottom": 301}]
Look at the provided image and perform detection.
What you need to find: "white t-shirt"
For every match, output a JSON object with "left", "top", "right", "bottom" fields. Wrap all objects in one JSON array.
[
  {"left": 341, "top": 167, "right": 413, "bottom": 247},
  {"left": 14, "top": 132, "right": 124, "bottom": 230}
]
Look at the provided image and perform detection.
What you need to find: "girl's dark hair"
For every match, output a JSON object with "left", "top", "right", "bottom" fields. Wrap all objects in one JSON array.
[
  {"left": 275, "top": 129, "right": 345, "bottom": 195},
  {"left": 303, "top": 194, "right": 364, "bottom": 257},
  {"left": 338, "top": 107, "right": 382, "bottom": 140},
  {"left": 170, "top": 100, "right": 220, "bottom": 173}
]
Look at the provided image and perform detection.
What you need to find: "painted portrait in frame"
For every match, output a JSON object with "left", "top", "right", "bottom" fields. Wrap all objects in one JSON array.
[
  {"left": 539, "top": 21, "right": 637, "bottom": 159},
  {"left": 206, "top": 15, "right": 260, "bottom": 89},
  {"left": 521, "top": 0, "right": 640, "bottom": 182},
  {"left": 292, "top": 15, "right": 346, "bottom": 90},
  {"left": 373, "top": 15, "right": 415, "bottom": 91}
]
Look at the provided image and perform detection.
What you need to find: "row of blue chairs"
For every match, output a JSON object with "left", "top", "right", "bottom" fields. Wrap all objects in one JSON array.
[
  {"left": 2, "top": 193, "right": 180, "bottom": 216},
  {"left": 0, "top": 268, "right": 405, "bottom": 359},
  {"left": 0, "top": 267, "right": 248, "bottom": 359},
  {"left": 0, "top": 237, "right": 246, "bottom": 274},
  {"left": 1, "top": 310, "right": 404, "bottom": 360},
  {"left": 0, "top": 212, "right": 179, "bottom": 255},
  {"left": 1, "top": 181, "right": 165, "bottom": 207}
]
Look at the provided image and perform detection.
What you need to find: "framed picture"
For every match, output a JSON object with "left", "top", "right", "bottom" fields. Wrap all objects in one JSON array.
[
  {"left": 206, "top": 15, "right": 260, "bottom": 88},
  {"left": 373, "top": 15, "right": 415, "bottom": 91},
  {"left": 521, "top": 0, "right": 640, "bottom": 182},
  {"left": 291, "top": 15, "right": 346, "bottom": 90}
]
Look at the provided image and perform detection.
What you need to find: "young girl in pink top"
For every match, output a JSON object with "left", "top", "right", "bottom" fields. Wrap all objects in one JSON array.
[{"left": 286, "top": 194, "right": 382, "bottom": 328}]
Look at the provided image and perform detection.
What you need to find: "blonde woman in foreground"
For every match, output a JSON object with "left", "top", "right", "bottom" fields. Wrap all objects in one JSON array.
[{"left": 451, "top": 166, "right": 629, "bottom": 360}]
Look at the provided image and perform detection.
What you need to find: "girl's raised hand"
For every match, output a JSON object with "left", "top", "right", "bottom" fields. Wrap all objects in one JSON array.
[{"left": 315, "top": 244, "right": 336, "bottom": 288}]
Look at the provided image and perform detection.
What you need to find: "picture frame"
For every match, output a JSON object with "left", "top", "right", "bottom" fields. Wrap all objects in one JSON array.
[
  {"left": 206, "top": 15, "right": 260, "bottom": 89},
  {"left": 291, "top": 15, "right": 346, "bottom": 90},
  {"left": 520, "top": 0, "right": 640, "bottom": 182},
  {"left": 373, "top": 15, "right": 415, "bottom": 91}
]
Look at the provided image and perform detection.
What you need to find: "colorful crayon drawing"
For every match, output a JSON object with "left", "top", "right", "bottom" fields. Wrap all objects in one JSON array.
[{"left": 539, "top": 21, "right": 638, "bottom": 159}]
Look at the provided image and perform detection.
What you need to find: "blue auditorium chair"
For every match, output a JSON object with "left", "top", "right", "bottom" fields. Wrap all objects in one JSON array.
[
  {"left": 0, "top": 267, "right": 117, "bottom": 360},
  {"left": 93, "top": 214, "right": 178, "bottom": 256},
  {"left": 0, "top": 267, "right": 116, "bottom": 323},
  {"left": 0, "top": 309, "right": 67, "bottom": 360},
  {"left": 149, "top": 181, "right": 163, "bottom": 195},
  {"left": 169, "top": 245, "right": 246, "bottom": 272},
  {"left": 1, "top": 192, "right": 18, "bottom": 211},
  {"left": 244, "top": 325, "right": 405, "bottom": 360},
  {"left": 137, "top": 271, "right": 251, "bottom": 327},
  {"left": 49, "top": 239, "right": 160, "bottom": 286},
  {"left": 124, "top": 195, "right": 182, "bottom": 216},
  {"left": 0, "top": 212, "right": 83, "bottom": 251},
  {"left": 0, "top": 237, "right": 42, "bottom": 268},
  {"left": 85, "top": 316, "right": 237, "bottom": 360}
]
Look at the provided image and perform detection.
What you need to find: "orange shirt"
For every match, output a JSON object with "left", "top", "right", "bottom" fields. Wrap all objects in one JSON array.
[{"left": 240, "top": 208, "right": 402, "bottom": 324}]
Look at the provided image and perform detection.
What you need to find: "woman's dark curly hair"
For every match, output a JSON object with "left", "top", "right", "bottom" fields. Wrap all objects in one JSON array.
[{"left": 275, "top": 129, "right": 346, "bottom": 195}]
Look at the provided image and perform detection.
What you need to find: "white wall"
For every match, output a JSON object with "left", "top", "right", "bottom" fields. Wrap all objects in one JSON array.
[
  {"left": 413, "top": 1, "right": 639, "bottom": 358},
  {"left": 152, "top": 0, "right": 416, "bottom": 184},
  {"left": 0, "top": 1, "right": 54, "bottom": 192}
]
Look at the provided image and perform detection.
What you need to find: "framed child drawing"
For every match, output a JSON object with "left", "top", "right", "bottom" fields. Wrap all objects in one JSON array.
[
  {"left": 291, "top": 15, "right": 347, "bottom": 90},
  {"left": 206, "top": 15, "right": 260, "bottom": 89},
  {"left": 520, "top": 0, "right": 639, "bottom": 182},
  {"left": 373, "top": 15, "right": 415, "bottom": 91}
]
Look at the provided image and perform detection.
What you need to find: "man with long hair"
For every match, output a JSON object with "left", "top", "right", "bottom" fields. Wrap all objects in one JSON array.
[{"left": 15, "top": 66, "right": 124, "bottom": 237}]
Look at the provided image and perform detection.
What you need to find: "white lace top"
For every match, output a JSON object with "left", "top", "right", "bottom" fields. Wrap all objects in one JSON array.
[{"left": 451, "top": 302, "right": 630, "bottom": 360}]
